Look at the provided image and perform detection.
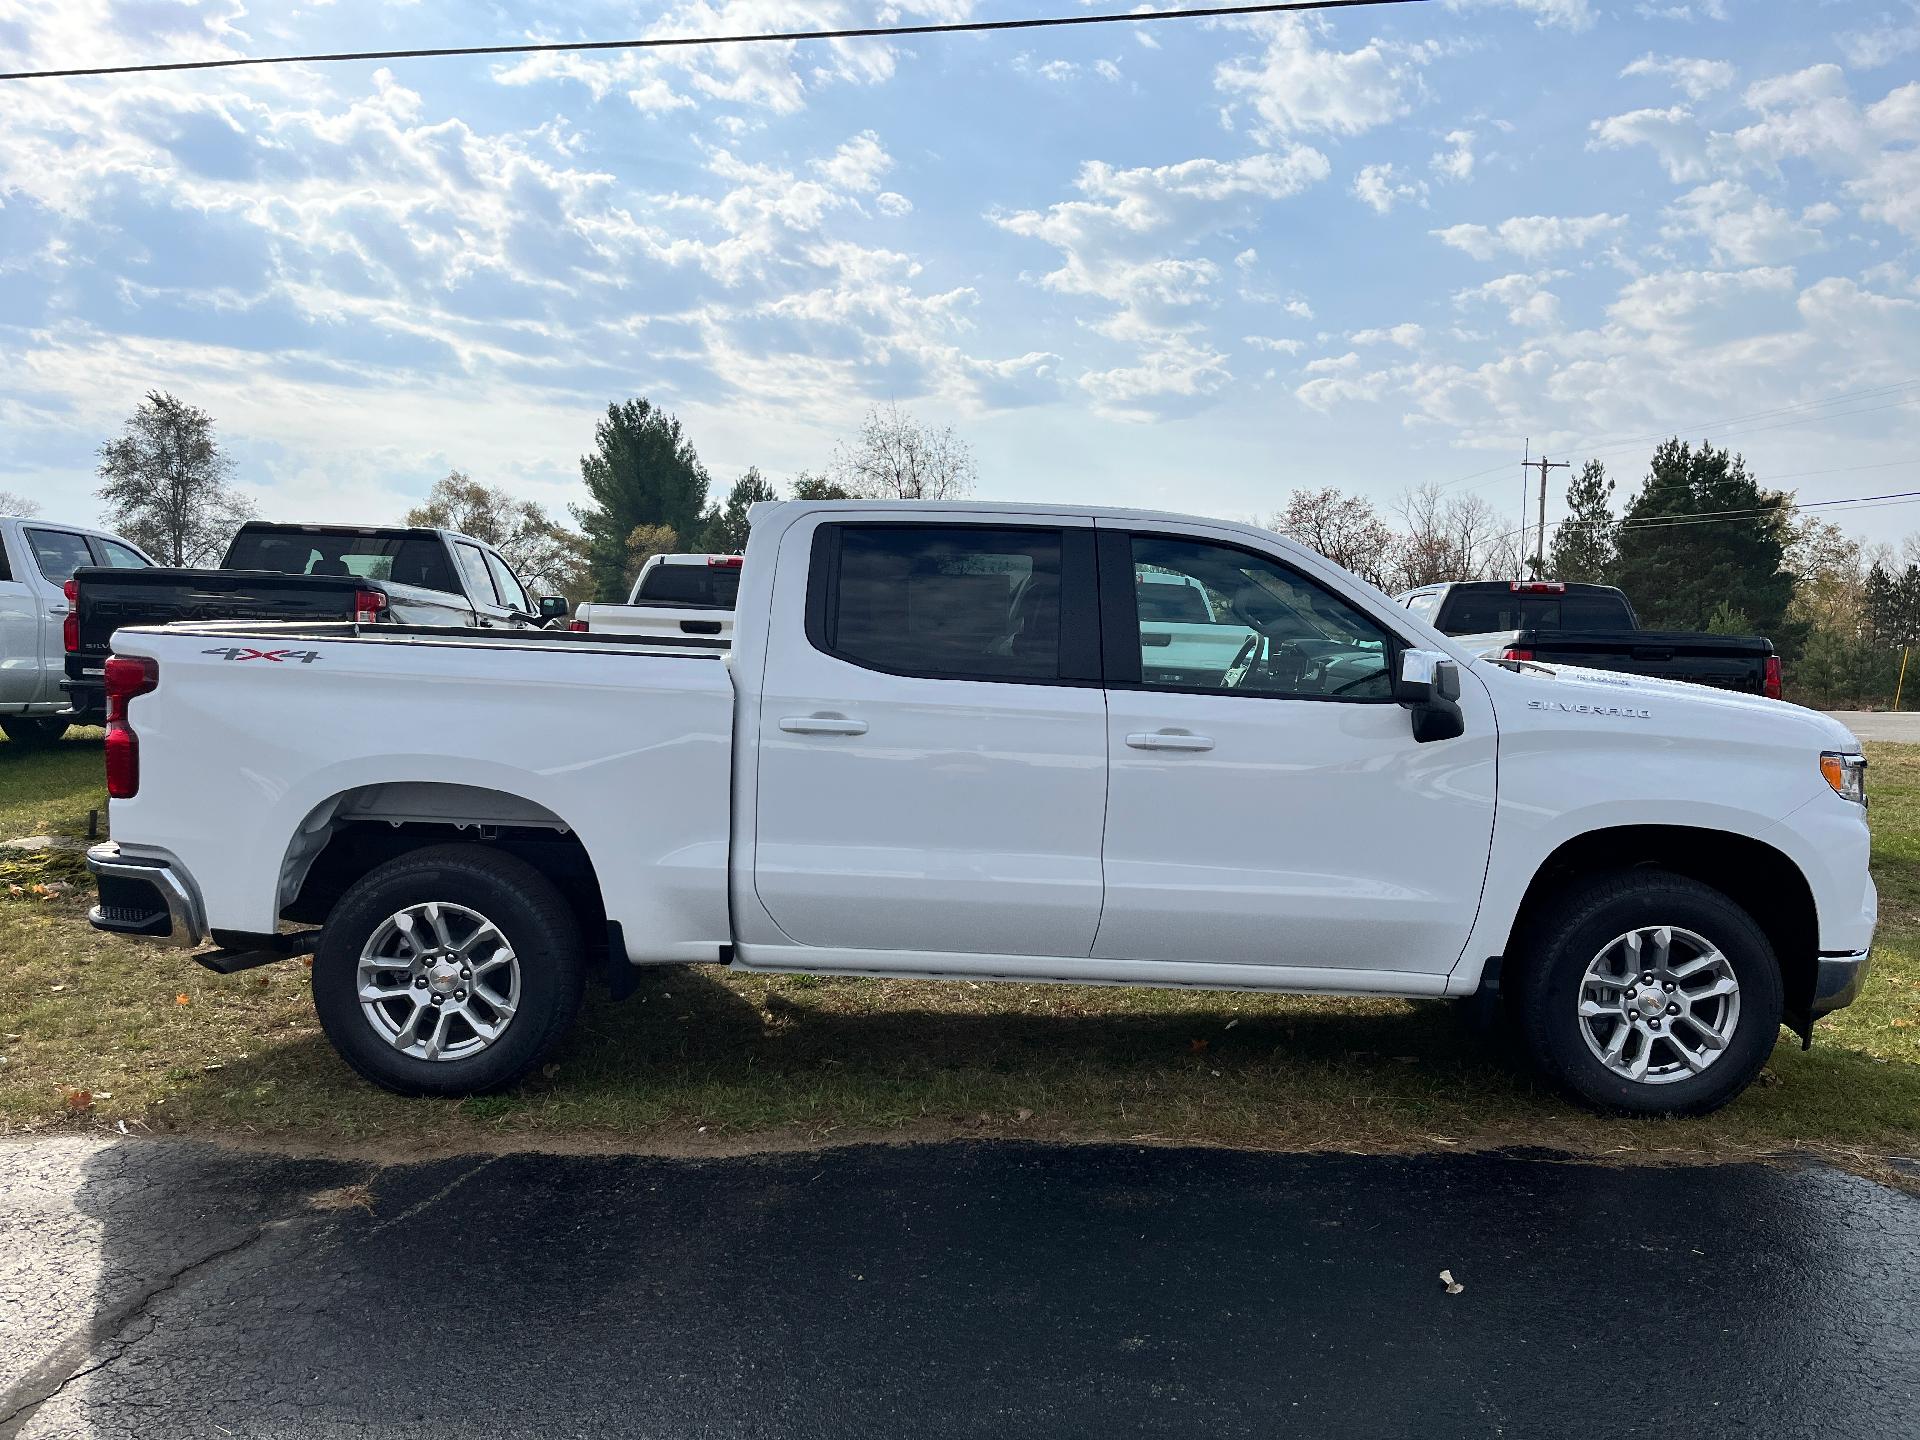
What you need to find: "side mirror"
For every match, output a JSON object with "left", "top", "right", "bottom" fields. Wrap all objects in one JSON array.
[
  {"left": 1396, "top": 649, "right": 1465, "bottom": 743},
  {"left": 538, "top": 595, "right": 570, "bottom": 623}
]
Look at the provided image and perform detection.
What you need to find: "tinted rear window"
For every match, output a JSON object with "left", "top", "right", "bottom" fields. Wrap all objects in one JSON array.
[
  {"left": 636, "top": 563, "right": 741, "bottom": 608},
  {"left": 224, "top": 530, "right": 457, "bottom": 593},
  {"left": 1438, "top": 588, "right": 1634, "bottom": 634},
  {"left": 1136, "top": 579, "right": 1211, "bottom": 622}
]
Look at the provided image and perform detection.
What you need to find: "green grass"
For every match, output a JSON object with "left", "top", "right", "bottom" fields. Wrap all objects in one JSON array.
[
  {"left": 0, "top": 726, "right": 107, "bottom": 841},
  {"left": 0, "top": 736, "right": 1915, "bottom": 1164}
]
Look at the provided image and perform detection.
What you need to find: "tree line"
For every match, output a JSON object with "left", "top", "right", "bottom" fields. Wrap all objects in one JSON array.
[
  {"left": 63, "top": 390, "right": 1920, "bottom": 705},
  {"left": 1271, "top": 437, "right": 1919, "bottom": 707},
  {"left": 82, "top": 391, "right": 977, "bottom": 604}
]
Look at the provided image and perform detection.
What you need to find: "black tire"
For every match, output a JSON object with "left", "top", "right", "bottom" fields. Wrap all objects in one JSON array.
[
  {"left": 1, "top": 717, "right": 71, "bottom": 748},
  {"left": 312, "top": 845, "right": 585, "bottom": 1096},
  {"left": 1513, "top": 869, "right": 1783, "bottom": 1117}
]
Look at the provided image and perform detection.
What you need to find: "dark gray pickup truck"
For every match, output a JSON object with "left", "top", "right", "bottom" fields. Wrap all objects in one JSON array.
[
  {"left": 63, "top": 523, "right": 566, "bottom": 722},
  {"left": 1393, "top": 580, "right": 1780, "bottom": 697}
]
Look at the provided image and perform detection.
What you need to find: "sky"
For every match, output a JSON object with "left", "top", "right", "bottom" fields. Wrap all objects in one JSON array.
[{"left": 2, "top": 0, "right": 1919, "bottom": 552}]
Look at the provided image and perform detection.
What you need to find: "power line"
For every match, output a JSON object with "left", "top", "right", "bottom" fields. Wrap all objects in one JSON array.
[
  {"left": 1500, "top": 486, "right": 1920, "bottom": 549},
  {"left": 0, "top": 0, "right": 1429, "bottom": 82}
]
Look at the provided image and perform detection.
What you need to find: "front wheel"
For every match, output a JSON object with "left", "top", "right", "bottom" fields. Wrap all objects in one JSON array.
[
  {"left": 1, "top": 716, "right": 71, "bottom": 747},
  {"left": 1513, "top": 870, "right": 1783, "bottom": 1116},
  {"left": 311, "top": 845, "right": 586, "bottom": 1096}
]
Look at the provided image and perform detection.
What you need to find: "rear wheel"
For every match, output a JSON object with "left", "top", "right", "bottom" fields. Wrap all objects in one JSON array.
[
  {"left": 1, "top": 717, "right": 71, "bottom": 747},
  {"left": 1514, "top": 870, "right": 1782, "bottom": 1116},
  {"left": 311, "top": 845, "right": 585, "bottom": 1096}
]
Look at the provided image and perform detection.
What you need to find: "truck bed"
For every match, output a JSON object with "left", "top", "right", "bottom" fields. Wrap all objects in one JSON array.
[{"left": 1498, "top": 628, "right": 1774, "bottom": 694}]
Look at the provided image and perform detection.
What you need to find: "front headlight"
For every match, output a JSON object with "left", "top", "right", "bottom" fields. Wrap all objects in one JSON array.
[{"left": 1820, "top": 751, "right": 1868, "bottom": 806}]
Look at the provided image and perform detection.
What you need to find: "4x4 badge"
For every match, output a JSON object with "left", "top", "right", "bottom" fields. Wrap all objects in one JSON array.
[{"left": 201, "top": 647, "right": 322, "bottom": 664}]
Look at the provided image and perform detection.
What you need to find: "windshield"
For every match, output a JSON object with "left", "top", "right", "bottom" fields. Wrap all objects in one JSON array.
[{"left": 224, "top": 530, "right": 458, "bottom": 593}]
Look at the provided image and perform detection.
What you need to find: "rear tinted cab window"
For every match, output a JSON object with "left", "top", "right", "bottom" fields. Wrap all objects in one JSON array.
[
  {"left": 635, "top": 563, "right": 741, "bottom": 608},
  {"left": 1437, "top": 586, "right": 1634, "bottom": 635},
  {"left": 224, "top": 530, "right": 458, "bottom": 593},
  {"left": 24, "top": 529, "right": 95, "bottom": 585},
  {"left": 815, "top": 526, "right": 1063, "bottom": 681}
]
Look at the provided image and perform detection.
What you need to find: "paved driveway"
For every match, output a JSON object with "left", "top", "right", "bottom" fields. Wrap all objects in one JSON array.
[
  {"left": 1826, "top": 710, "right": 1920, "bottom": 743},
  {"left": 2, "top": 1138, "right": 1916, "bottom": 1438}
]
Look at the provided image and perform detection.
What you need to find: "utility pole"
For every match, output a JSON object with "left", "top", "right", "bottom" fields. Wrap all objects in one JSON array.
[{"left": 1523, "top": 448, "right": 1569, "bottom": 577}]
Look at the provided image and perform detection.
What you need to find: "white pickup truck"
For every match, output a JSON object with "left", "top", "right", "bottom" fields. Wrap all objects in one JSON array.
[
  {"left": 84, "top": 501, "right": 1875, "bottom": 1116},
  {"left": 570, "top": 552, "right": 739, "bottom": 645}
]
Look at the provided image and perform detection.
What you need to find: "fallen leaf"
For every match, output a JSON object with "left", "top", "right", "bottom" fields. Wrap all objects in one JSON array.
[
  {"left": 1224, "top": 1019, "right": 1239, "bottom": 1030},
  {"left": 65, "top": 1089, "right": 93, "bottom": 1114},
  {"left": 1189, "top": 1037, "right": 1209, "bottom": 1053},
  {"left": 1015, "top": 1108, "right": 1033, "bottom": 1122},
  {"left": 1440, "top": 1269, "right": 1464, "bottom": 1296},
  {"left": 49, "top": 984, "right": 66, "bottom": 993},
  {"left": 175, "top": 994, "right": 190, "bottom": 1006},
  {"left": 1892, "top": 1018, "right": 1913, "bottom": 1029}
]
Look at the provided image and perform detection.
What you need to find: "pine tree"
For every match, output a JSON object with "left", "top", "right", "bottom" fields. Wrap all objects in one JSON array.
[
  {"left": 1610, "top": 439, "right": 1795, "bottom": 639},
  {"left": 696, "top": 468, "right": 779, "bottom": 553},
  {"left": 1545, "top": 460, "right": 1614, "bottom": 583},
  {"left": 572, "top": 399, "right": 710, "bottom": 601}
]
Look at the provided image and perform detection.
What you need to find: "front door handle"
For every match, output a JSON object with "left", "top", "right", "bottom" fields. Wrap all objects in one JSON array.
[
  {"left": 780, "top": 714, "right": 868, "bottom": 736},
  {"left": 1126, "top": 730, "right": 1214, "bottom": 752}
]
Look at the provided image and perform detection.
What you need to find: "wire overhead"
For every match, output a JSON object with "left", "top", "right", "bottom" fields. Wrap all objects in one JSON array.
[{"left": 0, "top": 0, "right": 1429, "bottom": 82}]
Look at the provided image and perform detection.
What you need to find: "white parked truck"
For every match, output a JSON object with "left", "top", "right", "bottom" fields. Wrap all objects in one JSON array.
[
  {"left": 84, "top": 501, "right": 1875, "bottom": 1115},
  {"left": 569, "top": 552, "right": 739, "bottom": 645}
]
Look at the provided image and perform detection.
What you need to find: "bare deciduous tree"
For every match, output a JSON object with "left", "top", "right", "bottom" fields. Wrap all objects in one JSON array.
[
  {"left": 829, "top": 402, "right": 976, "bottom": 500},
  {"left": 0, "top": 491, "right": 40, "bottom": 517},
  {"left": 1395, "top": 484, "right": 1518, "bottom": 589},
  {"left": 1266, "top": 487, "right": 1399, "bottom": 589},
  {"left": 96, "top": 390, "right": 254, "bottom": 565}
]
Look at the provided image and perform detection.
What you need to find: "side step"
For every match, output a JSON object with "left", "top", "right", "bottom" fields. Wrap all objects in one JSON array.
[{"left": 197, "top": 929, "right": 323, "bottom": 975}]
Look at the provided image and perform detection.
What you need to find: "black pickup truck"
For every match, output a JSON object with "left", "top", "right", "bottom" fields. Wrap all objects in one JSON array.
[
  {"left": 63, "top": 522, "right": 566, "bottom": 722},
  {"left": 1393, "top": 580, "right": 1780, "bottom": 697}
]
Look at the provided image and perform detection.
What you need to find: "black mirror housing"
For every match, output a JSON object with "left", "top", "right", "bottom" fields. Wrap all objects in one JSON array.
[
  {"left": 538, "top": 595, "right": 570, "bottom": 622},
  {"left": 1396, "top": 650, "right": 1466, "bottom": 743}
]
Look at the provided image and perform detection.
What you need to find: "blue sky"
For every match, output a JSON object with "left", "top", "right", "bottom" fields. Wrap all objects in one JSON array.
[{"left": 3, "top": 0, "right": 1919, "bottom": 549}]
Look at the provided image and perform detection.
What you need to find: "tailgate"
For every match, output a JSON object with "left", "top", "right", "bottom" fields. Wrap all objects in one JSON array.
[
  {"left": 1521, "top": 629, "right": 1773, "bottom": 691},
  {"left": 75, "top": 567, "right": 367, "bottom": 653}
]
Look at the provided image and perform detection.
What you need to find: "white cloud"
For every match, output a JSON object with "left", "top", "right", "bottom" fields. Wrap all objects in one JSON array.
[
  {"left": 812, "top": 131, "right": 892, "bottom": 193},
  {"left": 1589, "top": 105, "right": 1710, "bottom": 181},
  {"left": 994, "top": 148, "right": 1330, "bottom": 415},
  {"left": 1243, "top": 335, "right": 1305, "bottom": 353},
  {"left": 1620, "top": 54, "right": 1735, "bottom": 99},
  {"left": 1351, "top": 322, "right": 1425, "bottom": 348},
  {"left": 1662, "top": 180, "right": 1827, "bottom": 264},
  {"left": 1453, "top": 271, "right": 1566, "bottom": 328},
  {"left": 874, "top": 191, "right": 913, "bottom": 217},
  {"left": 1430, "top": 130, "right": 1476, "bottom": 182},
  {"left": 1431, "top": 212, "right": 1627, "bottom": 261},
  {"left": 1352, "top": 161, "right": 1427, "bottom": 214},
  {"left": 1214, "top": 17, "right": 1425, "bottom": 140},
  {"left": 1443, "top": 0, "right": 1594, "bottom": 29},
  {"left": 1283, "top": 297, "right": 1315, "bottom": 320},
  {"left": 1839, "top": 6, "right": 1920, "bottom": 69}
]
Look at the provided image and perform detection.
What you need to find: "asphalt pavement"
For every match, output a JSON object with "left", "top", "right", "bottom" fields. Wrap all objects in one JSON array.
[
  {"left": 1826, "top": 710, "right": 1920, "bottom": 744},
  {"left": 2, "top": 1137, "right": 1916, "bottom": 1439}
]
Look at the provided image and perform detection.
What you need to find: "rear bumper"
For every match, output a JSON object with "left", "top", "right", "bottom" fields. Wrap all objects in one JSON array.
[
  {"left": 1811, "top": 950, "right": 1872, "bottom": 1018},
  {"left": 85, "top": 842, "right": 206, "bottom": 947},
  {"left": 59, "top": 676, "right": 105, "bottom": 726}
]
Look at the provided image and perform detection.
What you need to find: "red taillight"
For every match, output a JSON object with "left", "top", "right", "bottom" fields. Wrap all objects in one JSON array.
[
  {"left": 62, "top": 580, "right": 79, "bottom": 653},
  {"left": 1509, "top": 581, "right": 1566, "bottom": 594},
  {"left": 1763, "top": 655, "right": 1782, "bottom": 700},
  {"left": 352, "top": 589, "right": 384, "bottom": 624},
  {"left": 568, "top": 620, "right": 589, "bottom": 632},
  {"left": 1502, "top": 647, "right": 1534, "bottom": 662},
  {"left": 103, "top": 655, "right": 158, "bottom": 800},
  {"left": 707, "top": 555, "right": 744, "bottom": 568}
]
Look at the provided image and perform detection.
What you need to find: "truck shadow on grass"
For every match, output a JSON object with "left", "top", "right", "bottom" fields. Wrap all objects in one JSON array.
[{"left": 144, "top": 963, "right": 1920, "bottom": 1155}]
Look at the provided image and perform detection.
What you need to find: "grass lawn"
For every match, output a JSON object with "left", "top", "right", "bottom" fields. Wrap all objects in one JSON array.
[{"left": 0, "top": 726, "right": 1915, "bottom": 1165}]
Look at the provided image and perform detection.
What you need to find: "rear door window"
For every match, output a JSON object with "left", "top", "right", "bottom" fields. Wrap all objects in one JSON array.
[
  {"left": 23, "top": 529, "right": 96, "bottom": 586},
  {"left": 811, "top": 525, "right": 1079, "bottom": 682},
  {"left": 92, "top": 538, "right": 150, "bottom": 568}
]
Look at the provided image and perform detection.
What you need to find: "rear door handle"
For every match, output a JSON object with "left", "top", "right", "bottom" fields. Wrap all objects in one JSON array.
[
  {"left": 1126, "top": 730, "right": 1214, "bottom": 752},
  {"left": 780, "top": 715, "right": 868, "bottom": 736}
]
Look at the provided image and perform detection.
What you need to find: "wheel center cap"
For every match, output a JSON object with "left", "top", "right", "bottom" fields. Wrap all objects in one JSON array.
[
  {"left": 428, "top": 961, "right": 461, "bottom": 997},
  {"left": 1636, "top": 990, "right": 1666, "bottom": 1019}
]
